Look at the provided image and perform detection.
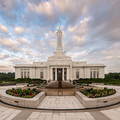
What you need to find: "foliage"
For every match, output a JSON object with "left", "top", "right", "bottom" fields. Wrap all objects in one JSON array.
[
  {"left": 73, "top": 78, "right": 104, "bottom": 84},
  {"left": 0, "top": 72, "right": 15, "bottom": 83},
  {"left": 73, "top": 73, "right": 120, "bottom": 85},
  {"left": 73, "top": 78, "right": 120, "bottom": 85},
  {"left": 6, "top": 88, "right": 40, "bottom": 98},
  {"left": 105, "top": 73, "right": 120, "bottom": 80},
  {"left": 15, "top": 78, "right": 47, "bottom": 84},
  {"left": 0, "top": 72, "right": 47, "bottom": 85},
  {"left": 81, "top": 88, "right": 116, "bottom": 98}
]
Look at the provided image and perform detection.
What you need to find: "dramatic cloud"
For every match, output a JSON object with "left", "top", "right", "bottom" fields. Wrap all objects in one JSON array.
[
  {"left": 27, "top": 1, "right": 54, "bottom": 17},
  {"left": 0, "top": 65, "right": 14, "bottom": 72},
  {"left": 14, "top": 27, "right": 26, "bottom": 35},
  {"left": 0, "top": 36, "right": 21, "bottom": 52},
  {"left": 0, "top": 53, "right": 9, "bottom": 59},
  {"left": 0, "top": 0, "right": 120, "bottom": 73},
  {"left": 0, "top": 23, "right": 9, "bottom": 34}
]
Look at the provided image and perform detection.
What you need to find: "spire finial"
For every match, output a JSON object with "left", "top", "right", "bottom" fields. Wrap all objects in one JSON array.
[{"left": 58, "top": 25, "right": 60, "bottom": 30}]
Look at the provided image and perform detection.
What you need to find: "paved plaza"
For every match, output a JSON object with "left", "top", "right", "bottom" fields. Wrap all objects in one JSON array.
[
  {"left": 1, "top": 104, "right": 120, "bottom": 120},
  {"left": 37, "top": 96, "right": 85, "bottom": 109},
  {"left": 0, "top": 85, "right": 120, "bottom": 120}
]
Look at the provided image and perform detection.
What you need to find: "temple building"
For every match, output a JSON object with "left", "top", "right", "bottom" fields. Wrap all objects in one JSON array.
[{"left": 14, "top": 27, "right": 105, "bottom": 81}]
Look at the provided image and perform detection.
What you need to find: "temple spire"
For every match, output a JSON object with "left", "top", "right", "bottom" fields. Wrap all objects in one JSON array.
[
  {"left": 58, "top": 25, "right": 60, "bottom": 30},
  {"left": 56, "top": 26, "right": 63, "bottom": 52}
]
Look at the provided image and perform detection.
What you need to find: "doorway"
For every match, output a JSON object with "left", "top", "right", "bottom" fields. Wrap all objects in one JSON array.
[{"left": 57, "top": 68, "right": 62, "bottom": 81}]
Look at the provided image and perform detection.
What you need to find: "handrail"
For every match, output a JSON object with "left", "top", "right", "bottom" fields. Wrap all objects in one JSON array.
[{"left": 38, "top": 81, "right": 46, "bottom": 88}]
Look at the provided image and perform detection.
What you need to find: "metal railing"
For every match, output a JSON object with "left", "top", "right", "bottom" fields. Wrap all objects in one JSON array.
[{"left": 37, "top": 81, "right": 46, "bottom": 88}]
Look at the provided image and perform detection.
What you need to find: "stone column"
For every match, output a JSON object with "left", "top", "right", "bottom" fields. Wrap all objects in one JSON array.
[
  {"left": 62, "top": 68, "right": 64, "bottom": 81},
  {"left": 32, "top": 67, "right": 36, "bottom": 79},
  {"left": 67, "top": 67, "right": 69, "bottom": 80},
  {"left": 47, "top": 63, "right": 49, "bottom": 80},
  {"left": 83, "top": 68, "right": 86, "bottom": 79},
  {"left": 51, "top": 67, "right": 53, "bottom": 80},
  {"left": 70, "top": 63, "right": 72, "bottom": 80},
  {"left": 92, "top": 71, "right": 94, "bottom": 78},
  {"left": 43, "top": 69, "right": 45, "bottom": 79},
  {"left": 55, "top": 68, "right": 57, "bottom": 81}
]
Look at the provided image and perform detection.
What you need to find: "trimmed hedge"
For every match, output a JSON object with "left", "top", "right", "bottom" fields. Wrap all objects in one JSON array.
[
  {"left": 0, "top": 83, "right": 16, "bottom": 86},
  {"left": 73, "top": 78, "right": 120, "bottom": 85},
  {"left": 0, "top": 78, "right": 47, "bottom": 86},
  {"left": 15, "top": 78, "right": 47, "bottom": 84}
]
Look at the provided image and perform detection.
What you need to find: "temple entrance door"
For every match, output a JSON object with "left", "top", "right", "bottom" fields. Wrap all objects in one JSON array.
[{"left": 57, "top": 68, "right": 62, "bottom": 81}]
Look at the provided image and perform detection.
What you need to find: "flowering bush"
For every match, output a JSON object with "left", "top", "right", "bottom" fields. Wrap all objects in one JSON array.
[
  {"left": 81, "top": 88, "right": 116, "bottom": 98},
  {"left": 6, "top": 88, "right": 40, "bottom": 98}
]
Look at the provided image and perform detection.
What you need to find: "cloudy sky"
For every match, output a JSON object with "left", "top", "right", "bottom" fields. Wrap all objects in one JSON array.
[{"left": 0, "top": 0, "right": 120, "bottom": 73}]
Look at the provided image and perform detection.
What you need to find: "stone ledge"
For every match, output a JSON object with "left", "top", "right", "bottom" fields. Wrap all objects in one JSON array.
[
  {"left": 75, "top": 90, "right": 120, "bottom": 108},
  {"left": 0, "top": 90, "right": 45, "bottom": 108}
]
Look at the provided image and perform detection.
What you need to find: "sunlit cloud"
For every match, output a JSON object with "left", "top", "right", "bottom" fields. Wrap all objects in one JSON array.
[
  {"left": 0, "top": 23, "right": 9, "bottom": 34},
  {"left": 27, "top": 1, "right": 54, "bottom": 17},
  {"left": 14, "top": 27, "right": 26, "bottom": 35}
]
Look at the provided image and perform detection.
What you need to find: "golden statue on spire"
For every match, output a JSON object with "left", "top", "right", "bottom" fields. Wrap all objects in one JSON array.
[{"left": 58, "top": 25, "right": 60, "bottom": 30}]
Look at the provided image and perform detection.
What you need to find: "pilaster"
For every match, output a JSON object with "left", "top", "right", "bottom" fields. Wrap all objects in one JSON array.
[
  {"left": 47, "top": 63, "right": 49, "bottom": 80},
  {"left": 70, "top": 63, "right": 72, "bottom": 80},
  {"left": 55, "top": 68, "right": 57, "bottom": 80},
  {"left": 50, "top": 67, "right": 53, "bottom": 80},
  {"left": 67, "top": 67, "right": 69, "bottom": 80},
  {"left": 62, "top": 68, "right": 64, "bottom": 81}
]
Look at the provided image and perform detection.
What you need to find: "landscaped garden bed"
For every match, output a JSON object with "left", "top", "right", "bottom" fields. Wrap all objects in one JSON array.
[
  {"left": 6, "top": 88, "right": 40, "bottom": 98},
  {"left": 80, "top": 88, "right": 116, "bottom": 98}
]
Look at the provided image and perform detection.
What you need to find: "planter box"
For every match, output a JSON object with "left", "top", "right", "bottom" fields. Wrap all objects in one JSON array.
[
  {"left": 75, "top": 90, "right": 120, "bottom": 108},
  {"left": 23, "top": 86, "right": 37, "bottom": 90},
  {"left": 0, "top": 90, "right": 45, "bottom": 108}
]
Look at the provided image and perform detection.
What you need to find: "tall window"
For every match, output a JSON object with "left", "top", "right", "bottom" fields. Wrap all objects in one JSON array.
[
  {"left": 93, "top": 71, "right": 96, "bottom": 78},
  {"left": 64, "top": 71, "right": 66, "bottom": 80},
  {"left": 24, "top": 71, "right": 26, "bottom": 78},
  {"left": 53, "top": 68, "right": 55, "bottom": 80},
  {"left": 97, "top": 71, "right": 99, "bottom": 78},
  {"left": 76, "top": 71, "right": 79, "bottom": 79},
  {"left": 90, "top": 71, "right": 92, "bottom": 78},
  {"left": 40, "top": 72, "right": 43, "bottom": 79},
  {"left": 53, "top": 72, "right": 55, "bottom": 80},
  {"left": 28, "top": 71, "right": 30, "bottom": 78},
  {"left": 21, "top": 72, "right": 23, "bottom": 78}
]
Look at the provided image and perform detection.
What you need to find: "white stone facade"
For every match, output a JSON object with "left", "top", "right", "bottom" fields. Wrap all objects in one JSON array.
[{"left": 14, "top": 28, "right": 105, "bottom": 81}]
